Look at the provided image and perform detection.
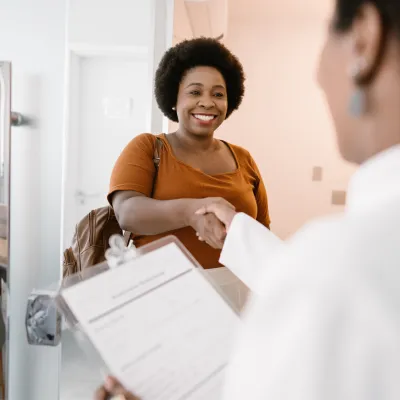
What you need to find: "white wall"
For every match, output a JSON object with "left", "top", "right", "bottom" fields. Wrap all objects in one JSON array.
[
  {"left": 219, "top": 14, "right": 356, "bottom": 238},
  {"left": 0, "top": 0, "right": 67, "bottom": 399},
  {"left": 68, "top": 0, "right": 152, "bottom": 48}
]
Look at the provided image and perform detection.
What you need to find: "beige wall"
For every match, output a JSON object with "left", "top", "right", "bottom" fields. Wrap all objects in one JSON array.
[{"left": 172, "top": 3, "right": 356, "bottom": 239}]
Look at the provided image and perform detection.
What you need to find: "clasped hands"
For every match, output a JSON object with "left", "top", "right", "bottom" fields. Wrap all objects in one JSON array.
[{"left": 188, "top": 197, "right": 237, "bottom": 250}]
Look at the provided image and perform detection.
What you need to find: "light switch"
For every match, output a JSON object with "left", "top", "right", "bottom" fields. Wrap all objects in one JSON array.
[
  {"left": 312, "top": 166, "right": 323, "bottom": 181},
  {"left": 331, "top": 190, "right": 347, "bottom": 205}
]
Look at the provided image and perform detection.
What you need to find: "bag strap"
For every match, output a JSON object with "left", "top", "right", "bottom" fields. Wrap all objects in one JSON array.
[
  {"left": 150, "top": 136, "right": 162, "bottom": 195},
  {"left": 153, "top": 136, "right": 163, "bottom": 168},
  {"left": 124, "top": 136, "right": 163, "bottom": 247}
]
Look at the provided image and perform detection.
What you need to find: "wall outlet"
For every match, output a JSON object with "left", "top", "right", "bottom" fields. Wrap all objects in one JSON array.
[
  {"left": 331, "top": 190, "right": 347, "bottom": 205},
  {"left": 312, "top": 166, "right": 323, "bottom": 181}
]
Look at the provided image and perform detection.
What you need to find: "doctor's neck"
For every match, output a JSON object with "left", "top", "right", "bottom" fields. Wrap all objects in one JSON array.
[
  {"left": 362, "top": 95, "right": 400, "bottom": 163},
  {"left": 350, "top": 45, "right": 400, "bottom": 165}
]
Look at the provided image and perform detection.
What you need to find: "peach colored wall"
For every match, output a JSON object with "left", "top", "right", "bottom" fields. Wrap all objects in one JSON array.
[{"left": 171, "top": 4, "right": 356, "bottom": 239}]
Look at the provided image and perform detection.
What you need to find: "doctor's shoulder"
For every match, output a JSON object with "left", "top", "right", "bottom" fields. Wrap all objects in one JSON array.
[
  {"left": 261, "top": 214, "right": 365, "bottom": 284},
  {"left": 267, "top": 211, "right": 397, "bottom": 289}
]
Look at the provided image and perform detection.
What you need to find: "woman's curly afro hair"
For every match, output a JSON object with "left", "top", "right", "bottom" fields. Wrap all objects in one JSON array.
[{"left": 154, "top": 37, "right": 245, "bottom": 122}]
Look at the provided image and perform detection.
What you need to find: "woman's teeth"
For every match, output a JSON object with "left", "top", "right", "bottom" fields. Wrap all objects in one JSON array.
[{"left": 193, "top": 114, "right": 215, "bottom": 121}]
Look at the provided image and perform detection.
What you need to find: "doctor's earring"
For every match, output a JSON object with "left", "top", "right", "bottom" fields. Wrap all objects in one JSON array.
[{"left": 348, "top": 59, "right": 367, "bottom": 117}]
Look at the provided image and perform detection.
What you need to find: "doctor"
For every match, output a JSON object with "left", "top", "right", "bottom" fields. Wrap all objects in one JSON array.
[{"left": 95, "top": 0, "right": 400, "bottom": 398}]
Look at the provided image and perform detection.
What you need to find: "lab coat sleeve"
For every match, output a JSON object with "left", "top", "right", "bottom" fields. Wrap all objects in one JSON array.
[
  {"left": 223, "top": 248, "right": 393, "bottom": 400},
  {"left": 219, "top": 213, "right": 284, "bottom": 293}
]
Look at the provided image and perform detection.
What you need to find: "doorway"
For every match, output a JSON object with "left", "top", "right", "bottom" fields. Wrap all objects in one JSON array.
[{"left": 63, "top": 50, "right": 149, "bottom": 250}]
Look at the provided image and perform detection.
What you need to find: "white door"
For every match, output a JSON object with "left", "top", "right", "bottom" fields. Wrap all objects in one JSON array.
[{"left": 75, "top": 56, "right": 149, "bottom": 223}]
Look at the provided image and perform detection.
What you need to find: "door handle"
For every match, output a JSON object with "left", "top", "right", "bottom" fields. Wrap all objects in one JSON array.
[
  {"left": 11, "top": 111, "right": 29, "bottom": 127},
  {"left": 25, "top": 288, "right": 62, "bottom": 347},
  {"left": 24, "top": 234, "right": 135, "bottom": 346},
  {"left": 25, "top": 235, "right": 138, "bottom": 346}
]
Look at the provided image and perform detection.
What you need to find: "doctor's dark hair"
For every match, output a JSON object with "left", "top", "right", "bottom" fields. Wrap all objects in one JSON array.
[
  {"left": 154, "top": 37, "right": 245, "bottom": 122},
  {"left": 333, "top": 0, "right": 400, "bottom": 36}
]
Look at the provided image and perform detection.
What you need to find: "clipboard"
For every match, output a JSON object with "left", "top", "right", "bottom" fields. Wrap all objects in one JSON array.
[{"left": 55, "top": 235, "right": 240, "bottom": 399}]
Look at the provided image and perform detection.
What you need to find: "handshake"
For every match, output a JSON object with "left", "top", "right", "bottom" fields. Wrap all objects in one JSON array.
[{"left": 187, "top": 197, "right": 237, "bottom": 250}]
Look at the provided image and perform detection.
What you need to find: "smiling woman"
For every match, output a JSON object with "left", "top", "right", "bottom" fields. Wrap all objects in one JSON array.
[{"left": 107, "top": 38, "right": 271, "bottom": 270}]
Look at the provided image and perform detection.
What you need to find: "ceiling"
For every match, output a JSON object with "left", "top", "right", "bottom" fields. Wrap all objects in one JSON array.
[
  {"left": 173, "top": 0, "right": 332, "bottom": 40},
  {"left": 228, "top": 0, "right": 331, "bottom": 20}
]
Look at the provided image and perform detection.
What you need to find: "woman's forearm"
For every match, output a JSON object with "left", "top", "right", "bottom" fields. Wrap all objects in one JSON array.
[{"left": 116, "top": 196, "right": 198, "bottom": 235}]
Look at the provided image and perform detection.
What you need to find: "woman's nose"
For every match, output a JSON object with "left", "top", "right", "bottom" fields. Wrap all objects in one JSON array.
[{"left": 198, "top": 95, "right": 215, "bottom": 108}]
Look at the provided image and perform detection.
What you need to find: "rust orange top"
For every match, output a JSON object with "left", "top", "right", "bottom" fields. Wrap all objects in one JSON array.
[{"left": 108, "top": 133, "right": 270, "bottom": 269}]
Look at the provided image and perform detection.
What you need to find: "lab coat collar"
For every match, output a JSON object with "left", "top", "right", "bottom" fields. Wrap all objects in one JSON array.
[{"left": 346, "top": 144, "right": 400, "bottom": 214}]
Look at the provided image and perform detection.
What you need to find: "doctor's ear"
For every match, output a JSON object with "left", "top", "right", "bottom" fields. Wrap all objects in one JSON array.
[{"left": 348, "top": 3, "right": 385, "bottom": 85}]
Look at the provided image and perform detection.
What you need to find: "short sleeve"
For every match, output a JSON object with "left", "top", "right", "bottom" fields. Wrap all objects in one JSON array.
[
  {"left": 107, "top": 133, "right": 157, "bottom": 204},
  {"left": 250, "top": 157, "right": 271, "bottom": 228}
]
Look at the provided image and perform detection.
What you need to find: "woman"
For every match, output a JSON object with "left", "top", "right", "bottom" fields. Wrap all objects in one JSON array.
[
  {"left": 108, "top": 38, "right": 270, "bottom": 271},
  {"left": 97, "top": 0, "right": 400, "bottom": 398}
]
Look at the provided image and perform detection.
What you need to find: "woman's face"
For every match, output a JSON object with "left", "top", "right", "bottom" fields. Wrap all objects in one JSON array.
[
  {"left": 175, "top": 66, "right": 228, "bottom": 137},
  {"left": 316, "top": 9, "right": 360, "bottom": 163}
]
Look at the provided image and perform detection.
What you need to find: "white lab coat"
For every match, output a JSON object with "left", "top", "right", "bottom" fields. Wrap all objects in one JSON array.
[{"left": 220, "top": 144, "right": 400, "bottom": 400}]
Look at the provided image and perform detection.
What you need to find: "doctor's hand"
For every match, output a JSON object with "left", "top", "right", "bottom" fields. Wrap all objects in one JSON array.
[
  {"left": 94, "top": 376, "right": 139, "bottom": 400},
  {"left": 196, "top": 201, "right": 237, "bottom": 232}
]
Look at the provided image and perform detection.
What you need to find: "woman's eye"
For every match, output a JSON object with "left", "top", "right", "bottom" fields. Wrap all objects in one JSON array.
[
  {"left": 214, "top": 92, "right": 224, "bottom": 98},
  {"left": 190, "top": 90, "right": 200, "bottom": 95}
]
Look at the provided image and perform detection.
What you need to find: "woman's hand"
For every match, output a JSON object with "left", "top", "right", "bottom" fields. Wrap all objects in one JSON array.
[
  {"left": 94, "top": 376, "right": 139, "bottom": 400},
  {"left": 195, "top": 200, "right": 237, "bottom": 231}
]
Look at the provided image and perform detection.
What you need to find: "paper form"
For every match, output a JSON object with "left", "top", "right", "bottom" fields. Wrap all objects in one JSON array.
[
  {"left": 61, "top": 242, "right": 239, "bottom": 400},
  {"left": 220, "top": 213, "right": 284, "bottom": 294}
]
